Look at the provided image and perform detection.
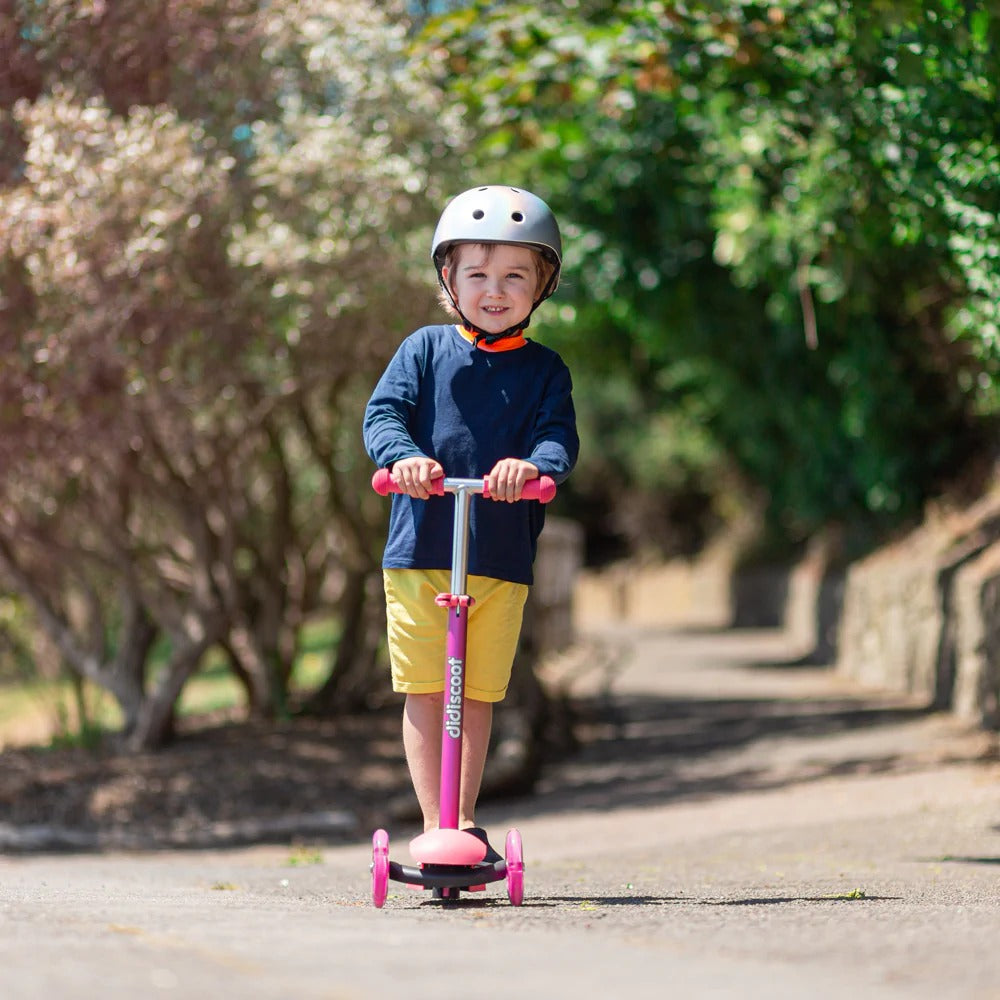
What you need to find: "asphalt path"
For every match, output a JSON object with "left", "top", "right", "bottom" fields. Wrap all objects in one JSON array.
[{"left": 3, "top": 627, "right": 999, "bottom": 999}]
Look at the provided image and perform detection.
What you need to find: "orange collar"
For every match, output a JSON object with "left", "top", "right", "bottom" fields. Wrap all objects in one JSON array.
[{"left": 457, "top": 326, "right": 527, "bottom": 352}]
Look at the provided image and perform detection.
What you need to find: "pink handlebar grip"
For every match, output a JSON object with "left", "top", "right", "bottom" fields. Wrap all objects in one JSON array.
[
  {"left": 371, "top": 469, "right": 557, "bottom": 504},
  {"left": 371, "top": 468, "right": 444, "bottom": 496},
  {"left": 488, "top": 476, "right": 557, "bottom": 504}
]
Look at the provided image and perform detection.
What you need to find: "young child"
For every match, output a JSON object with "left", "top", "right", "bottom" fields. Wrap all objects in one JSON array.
[{"left": 363, "top": 185, "right": 578, "bottom": 856}]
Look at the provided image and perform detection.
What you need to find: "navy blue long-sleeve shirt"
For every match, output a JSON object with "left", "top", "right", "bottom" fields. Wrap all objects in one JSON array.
[{"left": 363, "top": 324, "right": 578, "bottom": 585}]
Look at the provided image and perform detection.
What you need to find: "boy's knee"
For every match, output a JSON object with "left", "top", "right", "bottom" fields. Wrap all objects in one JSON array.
[{"left": 405, "top": 691, "right": 443, "bottom": 714}]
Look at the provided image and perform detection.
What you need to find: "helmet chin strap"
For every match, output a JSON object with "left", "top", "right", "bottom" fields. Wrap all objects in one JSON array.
[{"left": 463, "top": 312, "right": 532, "bottom": 346}]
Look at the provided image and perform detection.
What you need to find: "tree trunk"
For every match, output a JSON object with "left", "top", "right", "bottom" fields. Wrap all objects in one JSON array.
[
  {"left": 302, "top": 568, "right": 385, "bottom": 715},
  {"left": 226, "top": 624, "right": 287, "bottom": 719},
  {"left": 108, "top": 594, "right": 158, "bottom": 738},
  {"left": 124, "top": 639, "right": 209, "bottom": 752},
  {"left": 218, "top": 638, "right": 255, "bottom": 705}
]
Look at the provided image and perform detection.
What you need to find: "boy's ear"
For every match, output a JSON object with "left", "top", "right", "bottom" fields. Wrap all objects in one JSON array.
[{"left": 442, "top": 266, "right": 461, "bottom": 300}]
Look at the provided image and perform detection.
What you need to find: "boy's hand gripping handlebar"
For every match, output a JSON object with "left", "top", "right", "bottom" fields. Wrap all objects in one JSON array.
[{"left": 372, "top": 468, "right": 557, "bottom": 504}]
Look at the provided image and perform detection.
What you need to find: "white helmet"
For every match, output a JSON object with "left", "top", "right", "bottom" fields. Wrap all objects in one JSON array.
[
  {"left": 432, "top": 186, "right": 562, "bottom": 341},
  {"left": 433, "top": 185, "right": 562, "bottom": 278}
]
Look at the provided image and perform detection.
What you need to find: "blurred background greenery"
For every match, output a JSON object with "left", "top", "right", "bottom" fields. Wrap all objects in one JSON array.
[{"left": 0, "top": 0, "right": 996, "bottom": 748}]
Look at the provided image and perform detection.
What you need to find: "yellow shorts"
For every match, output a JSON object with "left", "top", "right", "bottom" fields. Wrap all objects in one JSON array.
[{"left": 383, "top": 570, "right": 529, "bottom": 703}]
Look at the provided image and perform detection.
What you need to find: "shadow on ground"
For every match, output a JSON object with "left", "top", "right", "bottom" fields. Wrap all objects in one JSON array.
[
  {"left": 510, "top": 692, "right": 949, "bottom": 820},
  {"left": 2, "top": 629, "right": 995, "bottom": 852}
]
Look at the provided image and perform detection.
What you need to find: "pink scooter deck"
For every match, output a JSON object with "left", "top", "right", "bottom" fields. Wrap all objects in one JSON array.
[{"left": 409, "top": 828, "right": 487, "bottom": 865}]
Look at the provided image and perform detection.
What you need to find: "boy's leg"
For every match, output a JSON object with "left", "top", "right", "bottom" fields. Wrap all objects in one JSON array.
[
  {"left": 402, "top": 692, "right": 493, "bottom": 832},
  {"left": 458, "top": 697, "right": 493, "bottom": 828}
]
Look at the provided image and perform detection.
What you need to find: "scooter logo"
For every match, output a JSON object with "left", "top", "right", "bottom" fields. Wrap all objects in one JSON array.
[{"left": 445, "top": 656, "right": 463, "bottom": 739}]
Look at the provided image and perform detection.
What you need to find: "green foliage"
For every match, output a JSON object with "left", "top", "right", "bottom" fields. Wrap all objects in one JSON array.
[{"left": 419, "top": 0, "right": 999, "bottom": 553}]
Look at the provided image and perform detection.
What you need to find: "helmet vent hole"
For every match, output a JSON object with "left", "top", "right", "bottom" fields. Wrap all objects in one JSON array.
[
  {"left": 511, "top": 212, "right": 524, "bottom": 222},
  {"left": 472, "top": 209, "right": 485, "bottom": 220}
]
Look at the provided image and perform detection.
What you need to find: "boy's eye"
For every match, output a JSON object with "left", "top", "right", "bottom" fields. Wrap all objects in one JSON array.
[{"left": 463, "top": 269, "right": 528, "bottom": 281}]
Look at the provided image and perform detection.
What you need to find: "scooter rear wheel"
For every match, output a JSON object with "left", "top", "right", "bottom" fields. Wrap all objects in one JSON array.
[
  {"left": 371, "top": 829, "right": 390, "bottom": 908},
  {"left": 505, "top": 828, "right": 524, "bottom": 906}
]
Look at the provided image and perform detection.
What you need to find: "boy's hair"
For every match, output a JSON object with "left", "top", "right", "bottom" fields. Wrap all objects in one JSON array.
[{"left": 437, "top": 242, "right": 557, "bottom": 319}]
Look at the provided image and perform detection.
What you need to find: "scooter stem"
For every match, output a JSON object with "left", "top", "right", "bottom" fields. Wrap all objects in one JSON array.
[
  {"left": 449, "top": 484, "right": 474, "bottom": 600},
  {"left": 438, "top": 483, "right": 474, "bottom": 830}
]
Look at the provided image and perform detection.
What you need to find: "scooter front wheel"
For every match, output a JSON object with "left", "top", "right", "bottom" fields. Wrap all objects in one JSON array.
[
  {"left": 505, "top": 828, "right": 524, "bottom": 906},
  {"left": 371, "top": 829, "right": 390, "bottom": 908}
]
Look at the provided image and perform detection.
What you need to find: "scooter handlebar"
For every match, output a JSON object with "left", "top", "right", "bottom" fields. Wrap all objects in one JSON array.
[{"left": 371, "top": 468, "right": 557, "bottom": 504}]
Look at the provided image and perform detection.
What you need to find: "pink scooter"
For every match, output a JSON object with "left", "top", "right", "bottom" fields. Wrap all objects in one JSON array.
[{"left": 369, "top": 468, "right": 557, "bottom": 906}]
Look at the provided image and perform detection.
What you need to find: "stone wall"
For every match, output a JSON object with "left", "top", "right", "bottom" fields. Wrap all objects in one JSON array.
[
  {"left": 835, "top": 492, "right": 1000, "bottom": 725},
  {"left": 572, "top": 545, "right": 735, "bottom": 632},
  {"left": 836, "top": 525, "right": 954, "bottom": 700},
  {"left": 542, "top": 479, "right": 1000, "bottom": 730},
  {"left": 570, "top": 531, "right": 841, "bottom": 662},
  {"left": 952, "top": 540, "right": 1000, "bottom": 726}
]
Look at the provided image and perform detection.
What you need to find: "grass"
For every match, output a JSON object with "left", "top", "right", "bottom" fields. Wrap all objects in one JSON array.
[
  {"left": 286, "top": 846, "right": 324, "bottom": 867},
  {"left": 0, "top": 618, "right": 339, "bottom": 750},
  {"left": 0, "top": 676, "right": 120, "bottom": 749}
]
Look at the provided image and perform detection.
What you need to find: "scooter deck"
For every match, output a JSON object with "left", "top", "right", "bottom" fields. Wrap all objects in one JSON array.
[{"left": 388, "top": 859, "right": 507, "bottom": 890}]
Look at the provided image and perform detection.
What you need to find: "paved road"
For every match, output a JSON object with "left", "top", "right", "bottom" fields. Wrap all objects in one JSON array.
[{"left": 3, "top": 627, "right": 999, "bottom": 999}]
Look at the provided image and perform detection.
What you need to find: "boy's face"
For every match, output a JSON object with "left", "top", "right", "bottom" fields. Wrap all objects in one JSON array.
[{"left": 443, "top": 244, "right": 540, "bottom": 335}]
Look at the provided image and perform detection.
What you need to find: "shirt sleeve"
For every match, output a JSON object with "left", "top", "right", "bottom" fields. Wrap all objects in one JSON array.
[
  {"left": 525, "top": 357, "right": 579, "bottom": 485},
  {"left": 362, "top": 335, "right": 428, "bottom": 469}
]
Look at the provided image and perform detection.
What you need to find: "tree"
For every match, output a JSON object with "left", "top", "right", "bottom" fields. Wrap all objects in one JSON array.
[
  {"left": 0, "top": 0, "right": 464, "bottom": 747},
  {"left": 418, "top": 0, "right": 1000, "bottom": 557}
]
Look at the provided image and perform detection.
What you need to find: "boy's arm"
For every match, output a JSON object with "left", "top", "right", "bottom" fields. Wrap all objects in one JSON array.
[
  {"left": 524, "top": 360, "right": 579, "bottom": 485},
  {"left": 362, "top": 339, "right": 430, "bottom": 471},
  {"left": 489, "top": 359, "right": 578, "bottom": 501}
]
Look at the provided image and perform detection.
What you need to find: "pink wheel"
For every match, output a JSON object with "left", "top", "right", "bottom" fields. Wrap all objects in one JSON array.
[
  {"left": 505, "top": 828, "right": 524, "bottom": 906},
  {"left": 371, "top": 829, "right": 390, "bottom": 908}
]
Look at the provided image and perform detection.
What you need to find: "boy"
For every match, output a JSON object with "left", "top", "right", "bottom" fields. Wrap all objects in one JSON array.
[{"left": 363, "top": 186, "right": 578, "bottom": 855}]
